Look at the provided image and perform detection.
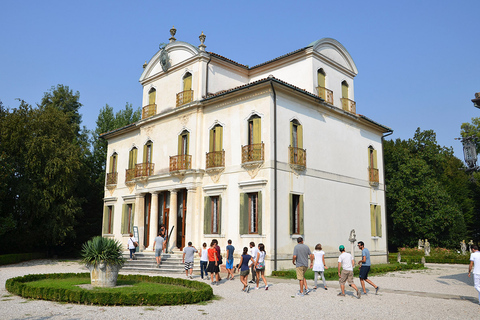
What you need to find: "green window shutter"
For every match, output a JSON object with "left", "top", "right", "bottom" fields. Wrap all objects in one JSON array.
[
  {"left": 299, "top": 194, "right": 304, "bottom": 235},
  {"left": 121, "top": 204, "right": 127, "bottom": 234},
  {"left": 103, "top": 206, "right": 109, "bottom": 234},
  {"left": 318, "top": 70, "right": 326, "bottom": 87},
  {"left": 297, "top": 125, "right": 303, "bottom": 149},
  {"left": 143, "top": 144, "right": 147, "bottom": 163},
  {"left": 129, "top": 150, "right": 133, "bottom": 169},
  {"left": 178, "top": 135, "right": 182, "bottom": 155},
  {"left": 216, "top": 126, "right": 223, "bottom": 151},
  {"left": 368, "top": 148, "right": 372, "bottom": 168},
  {"left": 253, "top": 118, "right": 261, "bottom": 144},
  {"left": 218, "top": 196, "right": 222, "bottom": 234},
  {"left": 257, "top": 192, "right": 262, "bottom": 235},
  {"left": 209, "top": 128, "right": 214, "bottom": 152},
  {"left": 373, "top": 149, "right": 378, "bottom": 169},
  {"left": 186, "top": 132, "right": 190, "bottom": 154},
  {"left": 204, "top": 196, "right": 211, "bottom": 234},
  {"left": 239, "top": 193, "right": 248, "bottom": 234},
  {"left": 376, "top": 205, "right": 382, "bottom": 237},
  {"left": 131, "top": 204, "right": 136, "bottom": 232},
  {"left": 290, "top": 122, "right": 294, "bottom": 147},
  {"left": 342, "top": 82, "right": 349, "bottom": 99},
  {"left": 109, "top": 156, "right": 113, "bottom": 173},
  {"left": 289, "top": 194, "right": 293, "bottom": 235},
  {"left": 133, "top": 148, "right": 137, "bottom": 166},
  {"left": 370, "top": 205, "right": 376, "bottom": 237},
  {"left": 110, "top": 206, "right": 115, "bottom": 234}
]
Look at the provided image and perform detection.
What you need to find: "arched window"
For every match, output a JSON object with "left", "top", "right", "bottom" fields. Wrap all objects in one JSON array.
[
  {"left": 248, "top": 115, "right": 261, "bottom": 145},
  {"left": 317, "top": 69, "right": 326, "bottom": 88},
  {"left": 341, "top": 81, "right": 349, "bottom": 99},
  {"left": 290, "top": 119, "right": 303, "bottom": 149},
  {"left": 209, "top": 124, "right": 223, "bottom": 152},
  {"left": 144, "top": 141, "right": 153, "bottom": 163},
  {"left": 183, "top": 72, "right": 192, "bottom": 92},
  {"left": 109, "top": 153, "right": 118, "bottom": 173},
  {"left": 178, "top": 130, "right": 189, "bottom": 155},
  {"left": 148, "top": 88, "right": 156, "bottom": 105},
  {"left": 128, "top": 147, "right": 138, "bottom": 170}
]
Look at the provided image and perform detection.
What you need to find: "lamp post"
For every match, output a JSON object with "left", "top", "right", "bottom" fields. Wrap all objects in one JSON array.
[{"left": 472, "top": 92, "right": 480, "bottom": 110}]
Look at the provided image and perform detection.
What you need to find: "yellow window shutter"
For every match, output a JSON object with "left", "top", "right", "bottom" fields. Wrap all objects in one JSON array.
[
  {"left": 149, "top": 90, "right": 156, "bottom": 105},
  {"left": 342, "top": 82, "right": 349, "bottom": 99},
  {"left": 376, "top": 205, "right": 382, "bottom": 237},
  {"left": 289, "top": 194, "right": 293, "bottom": 235},
  {"left": 215, "top": 126, "right": 223, "bottom": 151},
  {"left": 299, "top": 194, "right": 304, "bottom": 235},
  {"left": 186, "top": 132, "right": 190, "bottom": 154},
  {"left": 370, "top": 204, "right": 376, "bottom": 237},
  {"left": 109, "top": 155, "right": 114, "bottom": 173},
  {"left": 209, "top": 128, "right": 214, "bottom": 152},
  {"left": 290, "top": 122, "right": 294, "bottom": 147},
  {"left": 298, "top": 124, "right": 303, "bottom": 149},
  {"left": 373, "top": 149, "right": 378, "bottom": 169},
  {"left": 103, "top": 206, "right": 109, "bottom": 234},
  {"left": 178, "top": 135, "right": 182, "bottom": 155},
  {"left": 183, "top": 74, "right": 192, "bottom": 91},
  {"left": 318, "top": 70, "right": 325, "bottom": 87},
  {"left": 253, "top": 117, "right": 261, "bottom": 144},
  {"left": 121, "top": 204, "right": 127, "bottom": 234}
]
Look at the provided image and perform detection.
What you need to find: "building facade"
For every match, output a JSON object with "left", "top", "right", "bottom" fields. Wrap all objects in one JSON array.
[{"left": 101, "top": 28, "right": 392, "bottom": 272}]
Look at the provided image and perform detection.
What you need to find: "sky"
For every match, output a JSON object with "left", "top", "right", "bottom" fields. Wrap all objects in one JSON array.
[{"left": 1, "top": 0, "right": 479, "bottom": 160}]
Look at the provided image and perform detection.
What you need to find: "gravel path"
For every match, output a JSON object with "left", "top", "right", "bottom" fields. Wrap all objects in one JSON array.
[{"left": 1, "top": 260, "right": 478, "bottom": 319}]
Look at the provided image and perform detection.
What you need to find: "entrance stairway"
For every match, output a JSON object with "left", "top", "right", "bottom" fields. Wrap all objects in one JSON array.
[{"left": 122, "top": 251, "right": 201, "bottom": 273}]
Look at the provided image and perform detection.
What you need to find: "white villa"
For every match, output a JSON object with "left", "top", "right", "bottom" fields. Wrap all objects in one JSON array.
[{"left": 100, "top": 27, "right": 392, "bottom": 271}]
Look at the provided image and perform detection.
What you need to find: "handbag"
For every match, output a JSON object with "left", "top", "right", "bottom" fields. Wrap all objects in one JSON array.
[
  {"left": 256, "top": 261, "right": 265, "bottom": 271},
  {"left": 131, "top": 238, "right": 138, "bottom": 248}
]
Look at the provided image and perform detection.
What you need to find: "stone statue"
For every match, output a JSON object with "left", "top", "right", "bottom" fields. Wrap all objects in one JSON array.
[
  {"left": 424, "top": 239, "right": 430, "bottom": 256},
  {"left": 461, "top": 240, "right": 467, "bottom": 255},
  {"left": 397, "top": 252, "right": 401, "bottom": 263},
  {"left": 418, "top": 239, "right": 424, "bottom": 249},
  {"left": 349, "top": 229, "right": 356, "bottom": 243},
  {"left": 469, "top": 240, "right": 474, "bottom": 252}
]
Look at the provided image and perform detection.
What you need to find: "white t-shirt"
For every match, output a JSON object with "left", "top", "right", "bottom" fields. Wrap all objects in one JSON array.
[
  {"left": 249, "top": 247, "right": 259, "bottom": 266},
  {"left": 200, "top": 248, "right": 209, "bottom": 262},
  {"left": 338, "top": 252, "right": 353, "bottom": 271},
  {"left": 128, "top": 237, "right": 137, "bottom": 250},
  {"left": 313, "top": 250, "right": 325, "bottom": 272},
  {"left": 470, "top": 251, "right": 480, "bottom": 274},
  {"left": 257, "top": 251, "right": 266, "bottom": 263}
]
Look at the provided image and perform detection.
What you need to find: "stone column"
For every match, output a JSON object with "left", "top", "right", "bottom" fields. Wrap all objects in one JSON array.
[
  {"left": 168, "top": 190, "right": 178, "bottom": 252},
  {"left": 148, "top": 192, "right": 159, "bottom": 250},
  {"left": 134, "top": 194, "right": 145, "bottom": 251},
  {"left": 185, "top": 187, "right": 197, "bottom": 246}
]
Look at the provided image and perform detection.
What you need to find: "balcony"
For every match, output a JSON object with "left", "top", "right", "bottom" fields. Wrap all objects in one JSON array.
[
  {"left": 135, "top": 162, "right": 154, "bottom": 178},
  {"left": 341, "top": 98, "right": 356, "bottom": 114},
  {"left": 142, "top": 104, "right": 157, "bottom": 119},
  {"left": 170, "top": 154, "right": 192, "bottom": 172},
  {"left": 369, "top": 167, "right": 379, "bottom": 186},
  {"left": 317, "top": 86, "right": 334, "bottom": 105},
  {"left": 106, "top": 172, "right": 118, "bottom": 186},
  {"left": 125, "top": 168, "right": 135, "bottom": 183},
  {"left": 176, "top": 90, "right": 193, "bottom": 107},
  {"left": 206, "top": 150, "right": 225, "bottom": 169},
  {"left": 242, "top": 143, "right": 264, "bottom": 164},
  {"left": 289, "top": 146, "right": 306, "bottom": 170}
]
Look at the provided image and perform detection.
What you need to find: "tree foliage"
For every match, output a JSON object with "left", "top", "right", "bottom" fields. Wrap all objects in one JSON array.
[{"left": 385, "top": 128, "right": 474, "bottom": 250}]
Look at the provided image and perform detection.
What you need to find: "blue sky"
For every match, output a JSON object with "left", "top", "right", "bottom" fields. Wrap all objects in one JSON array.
[{"left": 1, "top": 1, "right": 479, "bottom": 160}]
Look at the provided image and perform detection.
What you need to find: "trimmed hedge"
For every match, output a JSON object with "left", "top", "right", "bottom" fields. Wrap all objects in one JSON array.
[
  {"left": 5, "top": 273, "right": 213, "bottom": 306},
  {"left": 388, "top": 253, "right": 470, "bottom": 265},
  {"left": 0, "top": 252, "right": 46, "bottom": 266},
  {"left": 272, "top": 262, "right": 425, "bottom": 281}
]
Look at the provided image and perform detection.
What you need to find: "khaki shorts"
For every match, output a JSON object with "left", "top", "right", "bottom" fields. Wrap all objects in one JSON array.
[
  {"left": 296, "top": 266, "right": 308, "bottom": 280},
  {"left": 339, "top": 270, "right": 354, "bottom": 285}
]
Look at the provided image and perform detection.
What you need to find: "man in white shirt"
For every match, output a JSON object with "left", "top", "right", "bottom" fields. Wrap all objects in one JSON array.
[
  {"left": 249, "top": 242, "right": 259, "bottom": 284},
  {"left": 468, "top": 245, "right": 480, "bottom": 304},
  {"left": 338, "top": 245, "right": 360, "bottom": 299}
]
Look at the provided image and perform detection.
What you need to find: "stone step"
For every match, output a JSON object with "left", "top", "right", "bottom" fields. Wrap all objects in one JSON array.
[{"left": 122, "top": 251, "right": 202, "bottom": 274}]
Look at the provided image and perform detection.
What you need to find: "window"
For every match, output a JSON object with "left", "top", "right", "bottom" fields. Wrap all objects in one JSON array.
[
  {"left": 109, "top": 153, "right": 117, "bottom": 173},
  {"left": 290, "top": 120, "right": 303, "bottom": 149},
  {"left": 248, "top": 115, "right": 261, "bottom": 145},
  {"left": 103, "top": 205, "right": 114, "bottom": 234},
  {"left": 317, "top": 69, "right": 326, "bottom": 88},
  {"left": 239, "top": 192, "right": 262, "bottom": 235},
  {"left": 341, "top": 81, "right": 349, "bottom": 99},
  {"left": 368, "top": 146, "right": 377, "bottom": 169},
  {"left": 209, "top": 125, "right": 223, "bottom": 152},
  {"left": 148, "top": 88, "right": 156, "bottom": 105},
  {"left": 204, "top": 196, "right": 221, "bottom": 234},
  {"left": 290, "top": 194, "right": 304, "bottom": 235},
  {"left": 370, "top": 204, "right": 382, "bottom": 237},
  {"left": 178, "top": 131, "right": 189, "bottom": 155},
  {"left": 129, "top": 148, "right": 137, "bottom": 169},
  {"left": 121, "top": 203, "right": 135, "bottom": 234},
  {"left": 144, "top": 141, "right": 153, "bottom": 163},
  {"left": 183, "top": 72, "right": 192, "bottom": 91}
]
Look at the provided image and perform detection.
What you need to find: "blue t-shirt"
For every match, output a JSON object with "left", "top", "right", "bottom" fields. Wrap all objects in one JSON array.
[
  {"left": 226, "top": 245, "right": 235, "bottom": 260},
  {"left": 362, "top": 248, "right": 371, "bottom": 266},
  {"left": 241, "top": 254, "right": 251, "bottom": 271}
]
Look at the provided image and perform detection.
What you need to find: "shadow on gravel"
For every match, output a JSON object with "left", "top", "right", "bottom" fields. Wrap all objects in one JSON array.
[
  {"left": 437, "top": 273, "right": 473, "bottom": 286},
  {"left": 0, "top": 259, "right": 82, "bottom": 269}
]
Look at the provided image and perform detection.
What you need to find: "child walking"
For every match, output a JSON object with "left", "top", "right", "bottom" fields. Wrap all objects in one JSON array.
[{"left": 312, "top": 243, "right": 328, "bottom": 290}]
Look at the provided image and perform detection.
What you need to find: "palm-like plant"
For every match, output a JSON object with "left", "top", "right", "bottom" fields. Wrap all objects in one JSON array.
[{"left": 81, "top": 236, "right": 125, "bottom": 267}]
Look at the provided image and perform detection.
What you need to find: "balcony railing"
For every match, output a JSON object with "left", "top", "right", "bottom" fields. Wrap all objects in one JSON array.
[
  {"left": 317, "top": 86, "right": 334, "bottom": 105},
  {"left": 142, "top": 104, "right": 157, "bottom": 119},
  {"left": 125, "top": 168, "right": 135, "bottom": 183},
  {"left": 135, "top": 162, "right": 154, "bottom": 178},
  {"left": 341, "top": 98, "right": 356, "bottom": 114},
  {"left": 242, "top": 143, "right": 264, "bottom": 163},
  {"left": 176, "top": 90, "right": 194, "bottom": 107},
  {"left": 369, "top": 167, "right": 379, "bottom": 185},
  {"left": 206, "top": 150, "right": 225, "bottom": 169},
  {"left": 106, "top": 172, "right": 118, "bottom": 185},
  {"left": 289, "top": 146, "right": 306, "bottom": 169},
  {"left": 170, "top": 154, "right": 192, "bottom": 172}
]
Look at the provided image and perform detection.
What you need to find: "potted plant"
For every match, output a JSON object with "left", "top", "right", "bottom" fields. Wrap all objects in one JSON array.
[{"left": 81, "top": 236, "right": 125, "bottom": 287}]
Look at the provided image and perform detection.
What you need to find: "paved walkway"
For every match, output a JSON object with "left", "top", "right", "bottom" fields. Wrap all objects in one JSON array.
[{"left": 1, "top": 260, "right": 479, "bottom": 319}]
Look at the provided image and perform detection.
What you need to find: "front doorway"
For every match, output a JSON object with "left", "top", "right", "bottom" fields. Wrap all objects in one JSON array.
[
  {"left": 159, "top": 191, "right": 170, "bottom": 239},
  {"left": 177, "top": 189, "right": 187, "bottom": 249},
  {"left": 144, "top": 193, "right": 152, "bottom": 247}
]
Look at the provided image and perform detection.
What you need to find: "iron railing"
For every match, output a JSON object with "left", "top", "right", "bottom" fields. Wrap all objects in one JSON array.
[
  {"left": 289, "top": 146, "right": 306, "bottom": 168},
  {"left": 176, "top": 90, "right": 193, "bottom": 107},
  {"left": 317, "top": 86, "right": 334, "bottom": 105},
  {"left": 170, "top": 154, "right": 192, "bottom": 171},
  {"left": 369, "top": 167, "right": 379, "bottom": 185},
  {"left": 206, "top": 150, "right": 225, "bottom": 169},
  {"left": 341, "top": 98, "right": 356, "bottom": 114},
  {"left": 242, "top": 143, "right": 264, "bottom": 163},
  {"left": 125, "top": 168, "right": 135, "bottom": 183},
  {"left": 135, "top": 162, "right": 154, "bottom": 178},
  {"left": 142, "top": 104, "right": 157, "bottom": 119},
  {"left": 106, "top": 172, "right": 118, "bottom": 185}
]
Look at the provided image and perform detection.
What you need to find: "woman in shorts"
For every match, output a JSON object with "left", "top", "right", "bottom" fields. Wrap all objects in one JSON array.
[
  {"left": 206, "top": 240, "right": 219, "bottom": 285},
  {"left": 254, "top": 243, "right": 268, "bottom": 290},
  {"left": 239, "top": 247, "right": 254, "bottom": 292}
]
